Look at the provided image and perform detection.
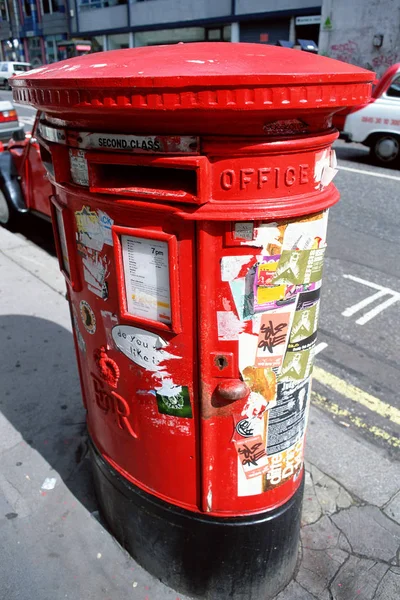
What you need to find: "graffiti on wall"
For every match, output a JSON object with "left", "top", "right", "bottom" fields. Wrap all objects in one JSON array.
[
  {"left": 328, "top": 38, "right": 399, "bottom": 76},
  {"left": 330, "top": 40, "right": 361, "bottom": 64},
  {"left": 372, "top": 51, "right": 400, "bottom": 70}
]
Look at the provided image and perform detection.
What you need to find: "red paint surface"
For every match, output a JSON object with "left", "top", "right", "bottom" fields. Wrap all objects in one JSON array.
[
  {"left": 333, "top": 62, "right": 400, "bottom": 129},
  {"left": 13, "top": 43, "right": 374, "bottom": 517},
  {"left": 7, "top": 115, "right": 52, "bottom": 218}
]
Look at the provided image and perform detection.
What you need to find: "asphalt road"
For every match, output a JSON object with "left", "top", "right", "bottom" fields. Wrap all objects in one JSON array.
[
  {"left": 2, "top": 110, "right": 399, "bottom": 457},
  {"left": 314, "top": 139, "right": 400, "bottom": 458}
]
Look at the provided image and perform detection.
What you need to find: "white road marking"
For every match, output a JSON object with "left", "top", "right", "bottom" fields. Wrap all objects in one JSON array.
[
  {"left": 339, "top": 165, "right": 400, "bottom": 181},
  {"left": 314, "top": 342, "right": 328, "bottom": 355},
  {"left": 342, "top": 289, "right": 388, "bottom": 317},
  {"left": 343, "top": 273, "right": 391, "bottom": 291},
  {"left": 356, "top": 294, "right": 400, "bottom": 325},
  {"left": 342, "top": 273, "right": 400, "bottom": 325}
]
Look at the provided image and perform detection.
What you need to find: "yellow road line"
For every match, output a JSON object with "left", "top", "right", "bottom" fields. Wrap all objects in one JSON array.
[
  {"left": 313, "top": 366, "right": 400, "bottom": 427},
  {"left": 311, "top": 391, "right": 400, "bottom": 448}
]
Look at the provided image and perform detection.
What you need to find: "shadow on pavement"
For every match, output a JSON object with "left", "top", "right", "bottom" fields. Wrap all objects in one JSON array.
[
  {"left": 0, "top": 314, "right": 98, "bottom": 514},
  {"left": 8, "top": 213, "right": 57, "bottom": 257}
]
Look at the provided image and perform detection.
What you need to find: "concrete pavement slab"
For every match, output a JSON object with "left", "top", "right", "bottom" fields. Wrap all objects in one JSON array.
[
  {"left": 375, "top": 568, "right": 400, "bottom": 600},
  {"left": 384, "top": 491, "right": 400, "bottom": 525},
  {"left": 306, "top": 408, "right": 400, "bottom": 507},
  {"left": 1, "top": 240, "right": 66, "bottom": 296},
  {"left": 275, "top": 580, "right": 316, "bottom": 600},
  {"left": 0, "top": 225, "right": 29, "bottom": 250},
  {"left": 331, "top": 505, "right": 400, "bottom": 563},
  {"left": 330, "top": 556, "right": 389, "bottom": 600},
  {"left": 296, "top": 545, "right": 349, "bottom": 600}
]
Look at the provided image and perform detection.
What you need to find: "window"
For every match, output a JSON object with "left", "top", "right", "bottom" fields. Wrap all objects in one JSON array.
[
  {"left": 41, "top": 0, "right": 59, "bottom": 14},
  {"left": 386, "top": 76, "right": 400, "bottom": 99},
  {"left": 24, "top": 0, "right": 32, "bottom": 17},
  {"left": 1, "top": 63, "right": 8, "bottom": 71},
  {"left": 135, "top": 27, "right": 206, "bottom": 47},
  {"left": 108, "top": 33, "right": 130, "bottom": 51},
  {"left": 13, "top": 64, "right": 31, "bottom": 71},
  {"left": 79, "top": 0, "right": 126, "bottom": 10},
  {"left": 0, "top": 0, "right": 9, "bottom": 20}
]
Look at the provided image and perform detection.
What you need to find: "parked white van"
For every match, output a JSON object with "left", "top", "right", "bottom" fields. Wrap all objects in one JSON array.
[{"left": 339, "top": 63, "right": 400, "bottom": 166}]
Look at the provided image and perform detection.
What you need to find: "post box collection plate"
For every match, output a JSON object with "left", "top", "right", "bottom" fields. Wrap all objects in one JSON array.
[{"left": 12, "top": 43, "right": 374, "bottom": 600}]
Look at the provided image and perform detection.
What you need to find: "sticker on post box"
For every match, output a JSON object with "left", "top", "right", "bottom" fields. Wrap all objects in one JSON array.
[
  {"left": 121, "top": 235, "right": 171, "bottom": 324},
  {"left": 234, "top": 435, "right": 270, "bottom": 479},
  {"left": 69, "top": 149, "right": 89, "bottom": 186}
]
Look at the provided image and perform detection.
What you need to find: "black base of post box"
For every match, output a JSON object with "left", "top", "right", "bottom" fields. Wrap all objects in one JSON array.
[{"left": 89, "top": 438, "right": 303, "bottom": 600}]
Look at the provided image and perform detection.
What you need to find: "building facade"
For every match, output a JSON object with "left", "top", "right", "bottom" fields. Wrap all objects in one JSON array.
[
  {"left": 0, "top": 0, "right": 70, "bottom": 65},
  {"left": 0, "top": 0, "right": 323, "bottom": 64},
  {"left": 319, "top": 0, "right": 400, "bottom": 77}
]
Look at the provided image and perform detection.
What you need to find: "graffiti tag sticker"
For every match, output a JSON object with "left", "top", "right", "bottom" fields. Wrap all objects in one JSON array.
[
  {"left": 234, "top": 435, "right": 270, "bottom": 479},
  {"left": 80, "top": 300, "right": 96, "bottom": 334}
]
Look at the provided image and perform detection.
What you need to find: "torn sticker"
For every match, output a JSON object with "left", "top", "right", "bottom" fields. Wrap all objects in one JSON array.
[
  {"left": 241, "top": 366, "right": 277, "bottom": 417},
  {"left": 233, "top": 222, "right": 254, "bottom": 241},
  {"left": 234, "top": 435, "right": 270, "bottom": 479},
  {"left": 72, "top": 309, "right": 86, "bottom": 352},
  {"left": 97, "top": 210, "right": 113, "bottom": 246},
  {"left": 112, "top": 325, "right": 180, "bottom": 371},
  {"left": 217, "top": 311, "right": 245, "bottom": 341},
  {"left": 267, "top": 378, "right": 311, "bottom": 455},
  {"left": 54, "top": 207, "right": 70, "bottom": 276},
  {"left": 155, "top": 382, "right": 192, "bottom": 418},
  {"left": 229, "top": 265, "right": 256, "bottom": 321},
  {"left": 101, "top": 311, "right": 118, "bottom": 348},
  {"left": 220, "top": 255, "right": 255, "bottom": 282},
  {"left": 314, "top": 148, "right": 338, "bottom": 189},
  {"left": 75, "top": 206, "right": 114, "bottom": 251},
  {"left": 282, "top": 212, "right": 328, "bottom": 251},
  {"left": 295, "top": 287, "right": 321, "bottom": 310},
  {"left": 70, "top": 149, "right": 89, "bottom": 186},
  {"left": 255, "top": 311, "right": 291, "bottom": 368},
  {"left": 272, "top": 247, "right": 326, "bottom": 286},
  {"left": 264, "top": 439, "right": 303, "bottom": 490},
  {"left": 240, "top": 223, "right": 285, "bottom": 256},
  {"left": 80, "top": 247, "right": 110, "bottom": 300},
  {"left": 80, "top": 300, "right": 96, "bottom": 334}
]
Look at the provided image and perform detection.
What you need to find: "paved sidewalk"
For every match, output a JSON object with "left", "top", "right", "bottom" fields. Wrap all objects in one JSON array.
[{"left": 1, "top": 225, "right": 399, "bottom": 600}]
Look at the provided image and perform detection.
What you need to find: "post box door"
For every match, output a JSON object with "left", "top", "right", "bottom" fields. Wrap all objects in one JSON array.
[
  {"left": 197, "top": 213, "right": 328, "bottom": 516},
  {"left": 52, "top": 184, "right": 200, "bottom": 512}
]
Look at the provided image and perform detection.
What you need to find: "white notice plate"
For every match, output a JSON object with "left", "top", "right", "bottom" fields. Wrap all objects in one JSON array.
[{"left": 121, "top": 235, "right": 171, "bottom": 324}]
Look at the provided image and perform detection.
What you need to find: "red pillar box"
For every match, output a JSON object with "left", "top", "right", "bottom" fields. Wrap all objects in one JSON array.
[{"left": 12, "top": 44, "right": 374, "bottom": 600}]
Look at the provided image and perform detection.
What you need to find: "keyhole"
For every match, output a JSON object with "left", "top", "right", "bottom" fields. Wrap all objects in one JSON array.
[{"left": 215, "top": 355, "right": 228, "bottom": 371}]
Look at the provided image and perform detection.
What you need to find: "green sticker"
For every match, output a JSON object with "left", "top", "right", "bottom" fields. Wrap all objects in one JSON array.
[
  {"left": 272, "top": 247, "right": 326, "bottom": 286},
  {"left": 280, "top": 349, "right": 314, "bottom": 381},
  {"left": 156, "top": 386, "right": 193, "bottom": 418},
  {"left": 287, "top": 303, "right": 320, "bottom": 352}
]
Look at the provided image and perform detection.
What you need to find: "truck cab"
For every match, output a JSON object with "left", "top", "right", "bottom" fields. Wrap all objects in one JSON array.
[{"left": 340, "top": 63, "right": 400, "bottom": 166}]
